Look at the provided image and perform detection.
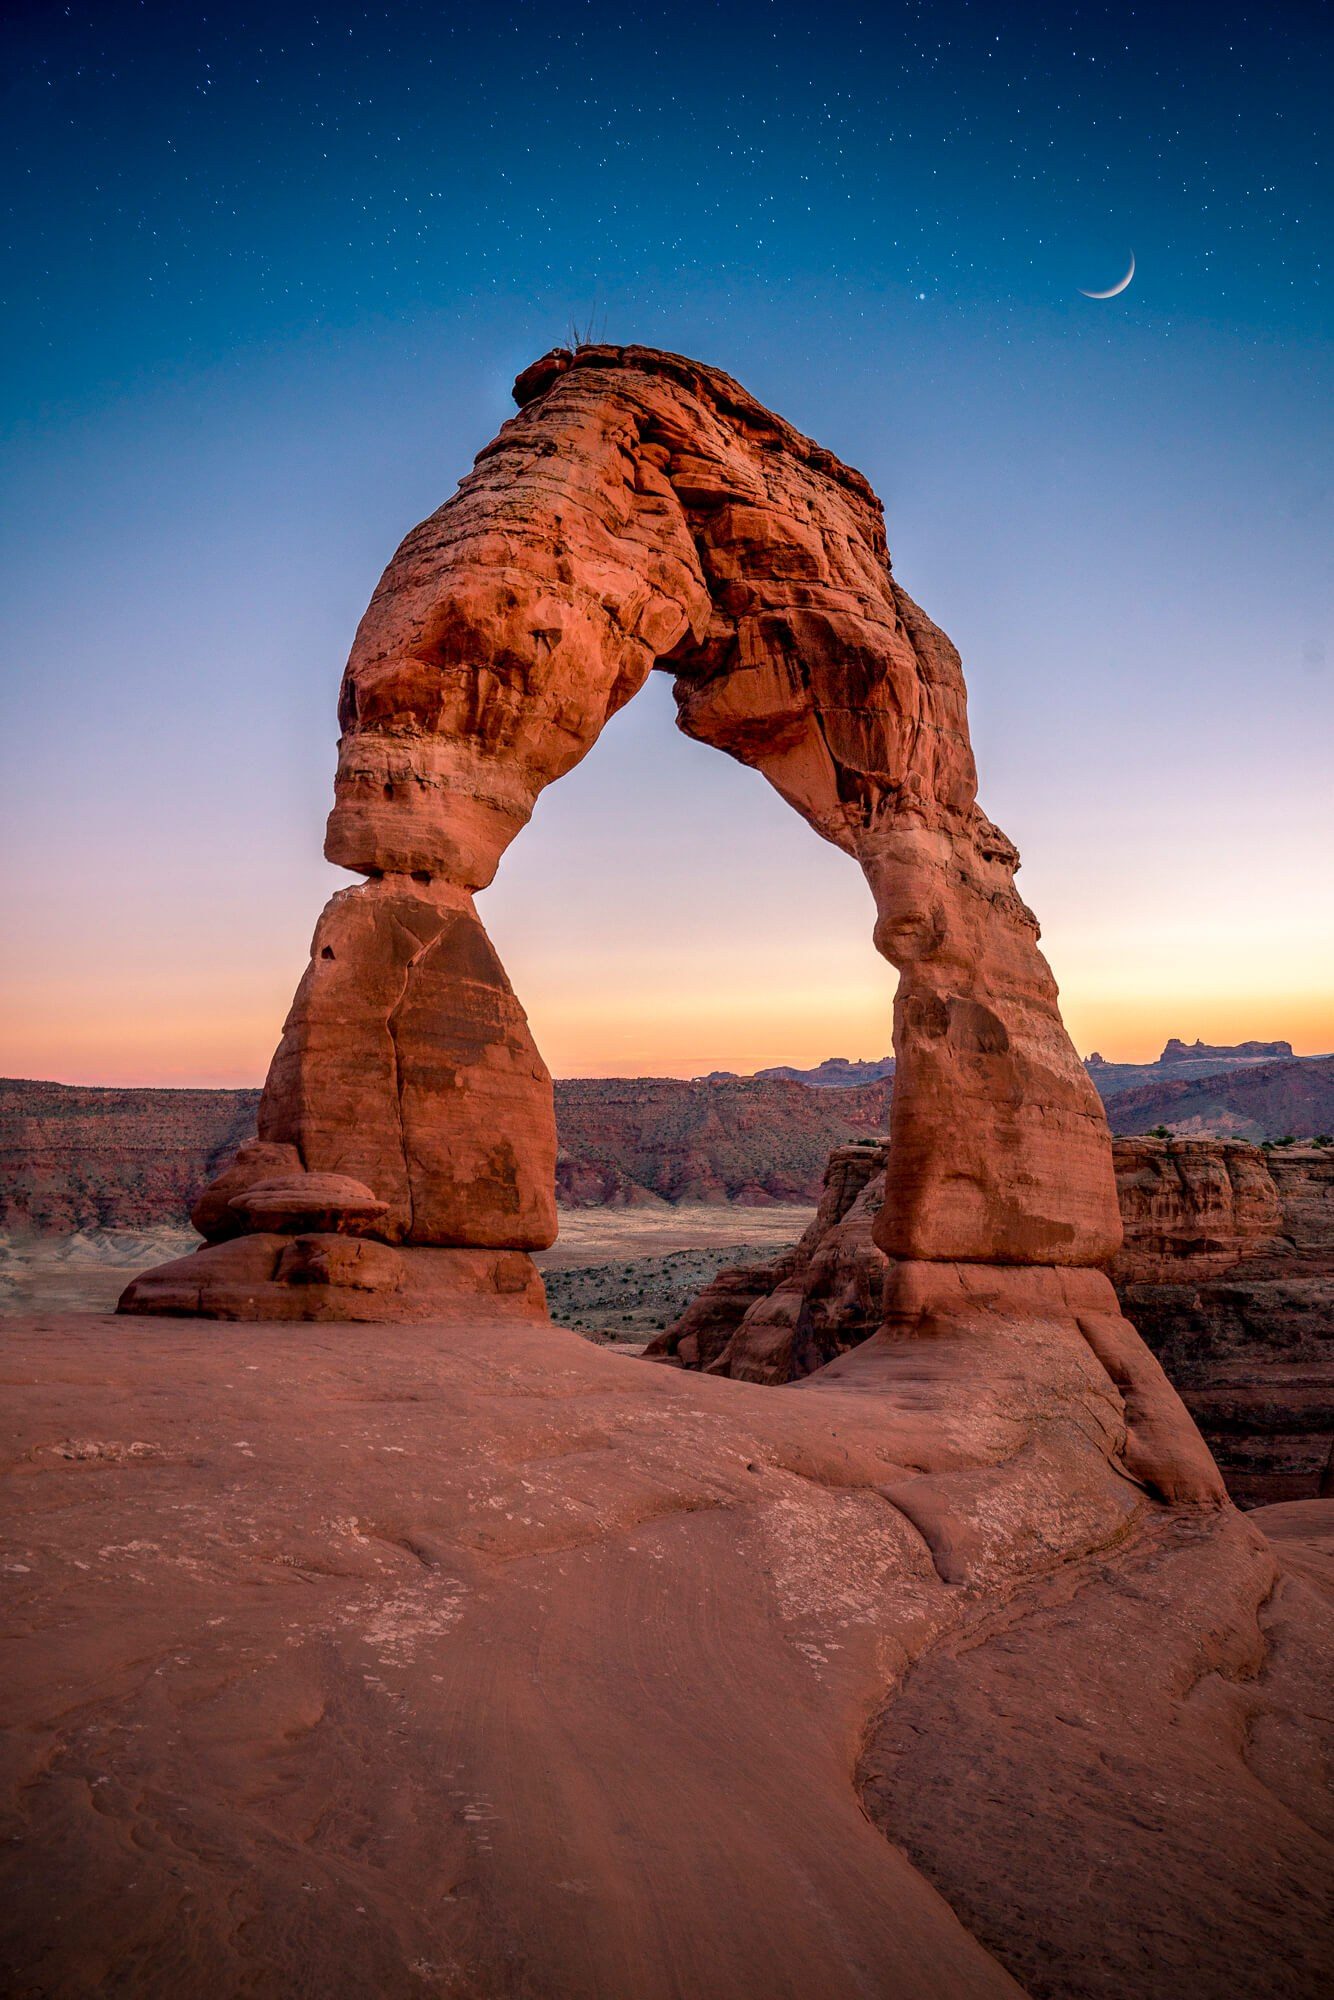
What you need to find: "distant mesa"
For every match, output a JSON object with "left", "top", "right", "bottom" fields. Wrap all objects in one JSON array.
[
  {"left": 711, "top": 1045, "right": 1302, "bottom": 1091},
  {"left": 754, "top": 1055, "right": 897, "bottom": 1088},
  {"left": 1160, "top": 1036, "right": 1294, "bottom": 1064},
  {"left": 1083, "top": 1036, "right": 1315, "bottom": 1104},
  {"left": 694, "top": 1058, "right": 897, "bottom": 1088}
]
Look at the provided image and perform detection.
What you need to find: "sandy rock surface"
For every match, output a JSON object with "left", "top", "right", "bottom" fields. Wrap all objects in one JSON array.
[{"left": 2, "top": 1304, "right": 1331, "bottom": 1998}]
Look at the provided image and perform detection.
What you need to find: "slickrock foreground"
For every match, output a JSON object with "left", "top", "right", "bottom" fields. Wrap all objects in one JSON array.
[{"left": 2, "top": 1305, "right": 1331, "bottom": 1999}]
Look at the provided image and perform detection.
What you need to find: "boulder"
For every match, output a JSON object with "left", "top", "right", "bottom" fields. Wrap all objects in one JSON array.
[{"left": 227, "top": 1173, "right": 389, "bottom": 1235}]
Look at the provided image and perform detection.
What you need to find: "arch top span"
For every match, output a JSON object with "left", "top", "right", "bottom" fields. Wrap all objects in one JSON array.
[
  {"left": 122, "top": 344, "right": 1125, "bottom": 1327},
  {"left": 326, "top": 341, "right": 979, "bottom": 885}
]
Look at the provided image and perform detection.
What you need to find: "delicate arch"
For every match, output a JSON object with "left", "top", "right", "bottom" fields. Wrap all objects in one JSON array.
[{"left": 124, "top": 346, "right": 1122, "bottom": 1323}]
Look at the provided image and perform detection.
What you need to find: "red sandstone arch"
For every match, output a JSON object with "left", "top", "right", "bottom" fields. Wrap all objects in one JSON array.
[{"left": 124, "top": 345, "right": 1138, "bottom": 1361}]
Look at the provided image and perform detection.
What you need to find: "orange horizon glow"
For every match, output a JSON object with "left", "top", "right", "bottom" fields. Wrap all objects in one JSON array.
[{"left": 4, "top": 979, "right": 1330, "bottom": 1092}]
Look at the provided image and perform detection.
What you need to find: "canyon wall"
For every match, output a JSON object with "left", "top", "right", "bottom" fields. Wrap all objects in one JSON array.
[
  {"left": 1105, "top": 1053, "right": 1334, "bottom": 1140},
  {"left": 1116, "top": 1143, "right": 1334, "bottom": 1505},
  {"left": 649, "top": 1134, "right": 1334, "bottom": 1505},
  {"left": 1, "top": 1075, "right": 895, "bottom": 1230},
  {"left": 0, "top": 1080, "right": 260, "bottom": 1235},
  {"left": 8, "top": 1065, "right": 1331, "bottom": 1229}
]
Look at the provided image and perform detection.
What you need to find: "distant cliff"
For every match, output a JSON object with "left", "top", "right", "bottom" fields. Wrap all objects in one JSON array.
[
  {"left": 749, "top": 1056, "right": 896, "bottom": 1089},
  {"left": 553, "top": 1075, "right": 893, "bottom": 1206},
  {"left": 1085, "top": 1037, "right": 1311, "bottom": 1098},
  {"left": 3, "top": 1054, "right": 1331, "bottom": 1230},
  {"left": 1104, "top": 1055, "right": 1334, "bottom": 1142},
  {"left": 714, "top": 1038, "right": 1313, "bottom": 1099},
  {"left": 1159, "top": 1036, "right": 1293, "bottom": 1064},
  {"left": 0, "top": 1080, "right": 260, "bottom": 1233},
  {"left": 1, "top": 1074, "right": 894, "bottom": 1229}
]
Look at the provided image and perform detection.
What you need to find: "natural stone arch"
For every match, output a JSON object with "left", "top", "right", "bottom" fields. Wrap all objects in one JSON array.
[{"left": 124, "top": 344, "right": 1126, "bottom": 1335}]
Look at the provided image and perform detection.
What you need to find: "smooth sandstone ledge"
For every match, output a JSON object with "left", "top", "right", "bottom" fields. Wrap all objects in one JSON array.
[
  {"left": 116, "top": 1234, "right": 546, "bottom": 1323},
  {"left": 2, "top": 1305, "right": 1331, "bottom": 2000}
]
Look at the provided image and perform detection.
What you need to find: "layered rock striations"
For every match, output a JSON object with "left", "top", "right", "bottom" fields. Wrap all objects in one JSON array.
[
  {"left": 1116, "top": 1142, "right": 1334, "bottom": 1505},
  {"left": 0, "top": 1079, "right": 259, "bottom": 1235},
  {"left": 7, "top": 1056, "right": 1331, "bottom": 1231},
  {"left": 552, "top": 1073, "right": 894, "bottom": 1205},
  {"left": 1106, "top": 1052, "right": 1334, "bottom": 1139},
  {"left": 1110, "top": 1136, "right": 1284, "bottom": 1283},
  {"left": 3, "top": 1074, "right": 893, "bottom": 1228}
]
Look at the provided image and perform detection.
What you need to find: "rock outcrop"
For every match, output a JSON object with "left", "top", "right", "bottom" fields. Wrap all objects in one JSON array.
[
  {"left": 4, "top": 1302, "right": 1330, "bottom": 1997},
  {"left": 0, "top": 1078, "right": 259, "bottom": 1235},
  {"left": 654, "top": 1134, "right": 1334, "bottom": 1506},
  {"left": 661, "top": 1139, "right": 890, "bottom": 1378},
  {"left": 1110, "top": 1136, "right": 1284, "bottom": 1283},
  {"left": 1118, "top": 1143, "right": 1334, "bottom": 1505},
  {"left": 1106, "top": 1053, "right": 1334, "bottom": 1138},
  {"left": 124, "top": 343, "right": 1128, "bottom": 1346}
]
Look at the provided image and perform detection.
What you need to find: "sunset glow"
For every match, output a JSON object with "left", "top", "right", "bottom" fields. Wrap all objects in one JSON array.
[{"left": 2, "top": 3, "right": 1329, "bottom": 1091}]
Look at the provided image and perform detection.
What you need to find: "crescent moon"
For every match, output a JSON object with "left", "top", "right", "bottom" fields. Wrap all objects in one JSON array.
[{"left": 1079, "top": 251, "right": 1135, "bottom": 300}]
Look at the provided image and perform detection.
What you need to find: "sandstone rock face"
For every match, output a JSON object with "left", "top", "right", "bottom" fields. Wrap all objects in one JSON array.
[
  {"left": 116, "top": 1233, "right": 546, "bottom": 1323},
  {"left": 125, "top": 343, "right": 1123, "bottom": 1323},
  {"left": 652, "top": 1139, "right": 890, "bottom": 1377},
  {"left": 257, "top": 881, "right": 555, "bottom": 1249},
  {"left": 1110, "top": 1136, "right": 1283, "bottom": 1283},
  {"left": 660, "top": 1134, "right": 1332, "bottom": 1507},
  {"left": 1120, "top": 1144, "right": 1334, "bottom": 1505},
  {"left": 4, "top": 1305, "right": 1329, "bottom": 1997},
  {"left": 190, "top": 1139, "right": 302, "bottom": 1241},
  {"left": 227, "top": 1173, "right": 389, "bottom": 1235},
  {"left": 0, "top": 1079, "right": 258, "bottom": 1235}
]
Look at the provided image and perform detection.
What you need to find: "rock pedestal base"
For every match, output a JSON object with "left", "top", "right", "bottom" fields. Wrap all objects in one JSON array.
[
  {"left": 116, "top": 1234, "right": 546, "bottom": 1323},
  {"left": 813, "top": 1259, "right": 1226, "bottom": 1507}
]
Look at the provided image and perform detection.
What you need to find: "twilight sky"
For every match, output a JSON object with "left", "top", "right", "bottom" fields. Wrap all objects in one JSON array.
[{"left": 2, "top": 0, "right": 1330, "bottom": 1085}]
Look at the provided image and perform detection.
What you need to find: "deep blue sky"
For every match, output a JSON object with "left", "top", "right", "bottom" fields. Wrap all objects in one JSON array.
[{"left": 2, "top": 0, "right": 1330, "bottom": 1082}]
